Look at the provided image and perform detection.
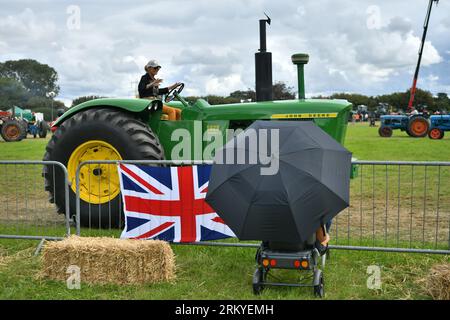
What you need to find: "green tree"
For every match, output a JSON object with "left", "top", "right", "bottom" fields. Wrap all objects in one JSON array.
[
  {"left": 378, "top": 92, "right": 407, "bottom": 111},
  {"left": 23, "top": 96, "right": 66, "bottom": 121},
  {"left": 411, "top": 88, "right": 434, "bottom": 111},
  {"left": 228, "top": 81, "right": 295, "bottom": 102},
  {"left": 24, "top": 96, "right": 64, "bottom": 110},
  {"left": 379, "top": 88, "right": 434, "bottom": 111},
  {"left": 229, "top": 89, "right": 256, "bottom": 102},
  {"left": 0, "top": 77, "right": 29, "bottom": 108},
  {"left": 434, "top": 93, "right": 450, "bottom": 112},
  {"left": 23, "top": 97, "right": 67, "bottom": 121},
  {"left": 272, "top": 81, "right": 295, "bottom": 100},
  {"left": 0, "top": 59, "right": 60, "bottom": 97},
  {"left": 330, "top": 93, "right": 376, "bottom": 110},
  {"left": 72, "top": 95, "right": 105, "bottom": 107},
  {"left": 204, "top": 95, "right": 240, "bottom": 105}
]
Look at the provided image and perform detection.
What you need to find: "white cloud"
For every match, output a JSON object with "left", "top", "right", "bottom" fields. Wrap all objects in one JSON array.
[
  {"left": 0, "top": 0, "right": 449, "bottom": 105},
  {"left": 205, "top": 74, "right": 245, "bottom": 95}
]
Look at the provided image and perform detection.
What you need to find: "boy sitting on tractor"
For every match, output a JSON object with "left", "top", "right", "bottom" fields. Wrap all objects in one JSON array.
[{"left": 138, "top": 60, "right": 182, "bottom": 121}]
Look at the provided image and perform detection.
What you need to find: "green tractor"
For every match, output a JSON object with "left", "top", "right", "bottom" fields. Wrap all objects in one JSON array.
[{"left": 43, "top": 20, "right": 352, "bottom": 228}]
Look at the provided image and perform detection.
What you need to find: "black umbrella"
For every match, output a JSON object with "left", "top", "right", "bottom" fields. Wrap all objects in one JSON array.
[{"left": 205, "top": 121, "right": 352, "bottom": 243}]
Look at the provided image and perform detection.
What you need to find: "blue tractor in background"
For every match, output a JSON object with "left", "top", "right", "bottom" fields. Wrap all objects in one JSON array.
[
  {"left": 378, "top": 114, "right": 430, "bottom": 138},
  {"left": 379, "top": 1, "right": 441, "bottom": 139},
  {"left": 428, "top": 114, "right": 450, "bottom": 139}
]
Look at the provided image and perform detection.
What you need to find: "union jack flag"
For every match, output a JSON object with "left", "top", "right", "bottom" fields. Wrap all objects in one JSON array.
[{"left": 118, "top": 164, "right": 235, "bottom": 242}]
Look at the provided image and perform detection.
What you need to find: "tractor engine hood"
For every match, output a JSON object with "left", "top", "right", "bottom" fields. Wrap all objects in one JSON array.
[{"left": 181, "top": 98, "right": 352, "bottom": 121}]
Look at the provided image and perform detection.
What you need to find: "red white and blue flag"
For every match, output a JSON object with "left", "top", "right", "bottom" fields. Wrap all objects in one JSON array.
[{"left": 118, "top": 164, "right": 235, "bottom": 242}]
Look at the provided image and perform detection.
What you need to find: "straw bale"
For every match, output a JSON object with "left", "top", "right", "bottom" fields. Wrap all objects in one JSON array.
[
  {"left": 424, "top": 263, "right": 450, "bottom": 300},
  {"left": 40, "top": 236, "right": 175, "bottom": 285}
]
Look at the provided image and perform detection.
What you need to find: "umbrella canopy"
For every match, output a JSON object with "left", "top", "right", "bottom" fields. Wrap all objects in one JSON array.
[{"left": 205, "top": 121, "right": 352, "bottom": 243}]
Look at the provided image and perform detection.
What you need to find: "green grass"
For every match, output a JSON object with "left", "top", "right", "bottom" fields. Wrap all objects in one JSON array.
[
  {"left": 0, "top": 236, "right": 448, "bottom": 300},
  {"left": 1, "top": 122, "right": 450, "bottom": 161},
  {"left": 0, "top": 124, "right": 449, "bottom": 300},
  {"left": 0, "top": 136, "right": 51, "bottom": 160},
  {"left": 345, "top": 122, "right": 450, "bottom": 161}
]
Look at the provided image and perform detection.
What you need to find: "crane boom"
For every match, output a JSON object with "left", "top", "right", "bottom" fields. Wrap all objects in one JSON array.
[{"left": 407, "top": 0, "right": 439, "bottom": 112}]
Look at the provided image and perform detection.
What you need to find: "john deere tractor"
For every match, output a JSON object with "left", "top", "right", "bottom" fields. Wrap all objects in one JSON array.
[{"left": 43, "top": 19, "right": 353, "bottom": 228}]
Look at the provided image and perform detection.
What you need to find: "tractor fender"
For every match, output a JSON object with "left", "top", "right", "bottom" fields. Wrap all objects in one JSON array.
[{"left": 53, "top": 98, "right": 163, "bottom": 127}]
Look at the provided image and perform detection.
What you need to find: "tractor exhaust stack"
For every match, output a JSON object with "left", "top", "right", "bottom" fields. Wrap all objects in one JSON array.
[
  {"left": 291, "top": 53, "right": 309, "bottom": 100},
  {"left": 255, "top": 14, "right": 273, "bottom": 102}
]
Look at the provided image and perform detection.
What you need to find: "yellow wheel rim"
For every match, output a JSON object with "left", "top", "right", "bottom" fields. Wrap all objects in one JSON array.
[{"left": 67, "top": 140, "right": 123, "bottom": 204}]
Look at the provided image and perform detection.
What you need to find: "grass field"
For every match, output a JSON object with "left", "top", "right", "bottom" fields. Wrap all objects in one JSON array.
[
  {"left": 1, "top": 121, "right": 449, "bottom": 161},
  {"left": 0, "top": 123, "right": 449, "bottom": 300}
]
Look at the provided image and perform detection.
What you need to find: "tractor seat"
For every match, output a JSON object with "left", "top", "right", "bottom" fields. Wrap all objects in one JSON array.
[{"left": 161, "top": 105, "right": 181, "bottom": 121}]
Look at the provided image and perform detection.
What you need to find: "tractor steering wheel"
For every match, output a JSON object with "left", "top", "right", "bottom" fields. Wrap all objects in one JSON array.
[{"left": 164, "top": 83, "right": 184, "bottom": 103}]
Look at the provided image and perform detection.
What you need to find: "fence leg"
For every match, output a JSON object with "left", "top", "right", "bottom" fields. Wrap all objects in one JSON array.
[{"left": 34, "top": 238, "right": 46, "bottom": 256}]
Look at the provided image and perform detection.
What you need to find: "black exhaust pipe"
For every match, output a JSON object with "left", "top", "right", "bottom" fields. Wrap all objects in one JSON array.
[{"left": 255, "top": 14, "right": 273, "bottom": 102}]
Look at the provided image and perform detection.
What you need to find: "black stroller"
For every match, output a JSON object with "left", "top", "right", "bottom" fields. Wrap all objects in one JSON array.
[
  {"left": 252, "top": 231, "right": 328, "bottom": 298},
  {"left": 205, "top": 121, "right": 351, "bottom": 298}
]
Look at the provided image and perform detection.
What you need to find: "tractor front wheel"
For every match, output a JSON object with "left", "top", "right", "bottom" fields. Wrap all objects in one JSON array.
[
  {"left": 43, "top": 108, "right": 165, "bottom": 228},
  {"left": 0, "top": 119, "right": 25, "bottom": 142},
  {"left": 428, "top": 128, "right": 444, "bottom": 140},
  {"left": 378, "top": 126, "right": 393, "bottom": 138}
]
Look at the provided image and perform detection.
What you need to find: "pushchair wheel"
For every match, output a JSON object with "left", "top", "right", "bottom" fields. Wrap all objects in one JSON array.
[
  {"left": 252, "top": 268, "right": 264, "bottom": 295},
  {"left": 313, "top": 272, "right": 325, "bottom": 298}
]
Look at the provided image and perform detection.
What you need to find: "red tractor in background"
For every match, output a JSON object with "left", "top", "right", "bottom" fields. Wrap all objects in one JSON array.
[
  {"left": 0, "top": 109, "right": 26, "bottom": 142},
  {"left": 49, "top": 109, "right": 65, "bottom": 133}
]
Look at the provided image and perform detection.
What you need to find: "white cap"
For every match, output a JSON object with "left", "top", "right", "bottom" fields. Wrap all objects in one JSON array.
[{"left": 145, "top": 60, "right": 161, "bottom": 70}]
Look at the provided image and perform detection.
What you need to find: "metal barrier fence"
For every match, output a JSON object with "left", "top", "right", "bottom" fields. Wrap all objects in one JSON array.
[
  {"left": 75, "top": 160, "right": 450, "bottom": 255},
  {"left": 331, "top": 161, "right": 450, "bottom": 254},
  {"left": 75, "top": 160, "right": 213, "bottom": 233},
  {"left": 0, "top": 159, "right": 448, "bottom": 255},
  {"left": 0, "top": 161, "right": 71, "bottom": 243}
]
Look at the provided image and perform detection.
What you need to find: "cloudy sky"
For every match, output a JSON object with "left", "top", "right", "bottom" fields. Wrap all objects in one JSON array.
[{"left": 1, "top": 0, "right": 449, "bottom": 106}]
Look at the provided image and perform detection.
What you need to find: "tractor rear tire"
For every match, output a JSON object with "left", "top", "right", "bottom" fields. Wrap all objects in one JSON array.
[
  {"left": 378, "top": 126, "right": 393, "bottom": 138},
  {"left": 43, "top": 108, "right": 165, "bottom": 228},
  {"left": 19, "top": 120, "right": 28, "bottom": 140},
  {"left": 428, "top": 128, "right": 444, "bottom": 140},
  {"left": 407, "top": 116, "right": 429, "bottom": 138},
  {"left": 38, "top": 121, "right": 48, "bottom": 138},
  {"left": 0, "top": 119, "right": 25, "bottom": 142}
]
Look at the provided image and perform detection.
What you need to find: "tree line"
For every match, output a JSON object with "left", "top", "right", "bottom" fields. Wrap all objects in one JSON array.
[
  {"left": 322, "top": 89, "right": 450, "bottom": 113},
  {"left": 2, "top": 58, "right": 449, "bottom": 118},
  {"left": 72, "top": 85, "right": 450, "bottom": 112},
  {"left": 0, "top": 59, "right": 65, "bottom": 120}
]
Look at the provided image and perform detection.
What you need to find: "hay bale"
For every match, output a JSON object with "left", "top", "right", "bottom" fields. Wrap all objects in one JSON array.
[
  {"left": 40, "top": 236, "right": 175, "bottom": 285},
  {"left": 424, "top": 263, "right": 450, "bottom": 300}
]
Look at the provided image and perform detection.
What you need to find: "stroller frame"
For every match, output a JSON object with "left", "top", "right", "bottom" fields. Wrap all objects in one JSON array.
[{"left": 252, "top": 238, "right": 326, "bottom": 297}]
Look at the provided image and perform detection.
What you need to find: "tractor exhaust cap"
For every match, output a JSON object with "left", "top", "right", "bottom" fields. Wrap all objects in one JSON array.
[{"left": 291, "top": 53, "right": 309, "bottom": 100}]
